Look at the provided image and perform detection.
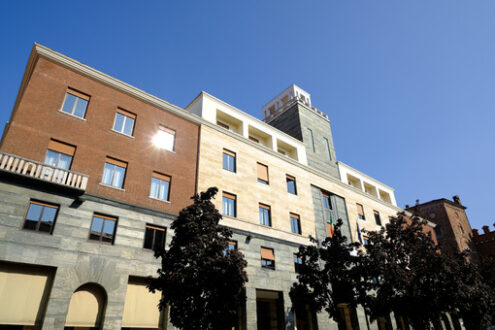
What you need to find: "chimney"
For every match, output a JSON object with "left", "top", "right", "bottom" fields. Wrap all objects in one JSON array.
[
  {"left": 405, "top": 204, "right": 410, "bottom": 209},
  {"left": 453, "top": 195, "right": 462, "bottom": 206},
  {"left": 472, "top": 229, "right": 479, "bottom": 236},
  {"left": 482, "top": 225, "right": 490, "bottom": 234},
  {"left": 415, "top": 199, "right": 420, "bottom": 205}
]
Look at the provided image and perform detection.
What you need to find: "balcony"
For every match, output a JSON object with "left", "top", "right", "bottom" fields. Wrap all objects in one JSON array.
[{"left": 0, "top": 152, "right": 88, "bottom": 191}]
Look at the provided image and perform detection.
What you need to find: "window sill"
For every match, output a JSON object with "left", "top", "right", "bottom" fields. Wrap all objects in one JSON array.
[
  {"left": 57, "top": 109, "right": 87, "bottom": 121},
  {"left": 222, "top": 168, "right": 236, "bottom": 174},
  {"left": 148, "top": 196, "right": 171, "bottom": 204},
  {"left": 87, "top": 238, "right": 114, "bottom": 245},
  {"left": 99, "top": 183, "right": 126, "bottom": 191},
  {"left": 110, "top": 129, "right": 135, "bottom": 139},
  {"left": 21, "top": 228, "right": 53, "bottom": 235}
]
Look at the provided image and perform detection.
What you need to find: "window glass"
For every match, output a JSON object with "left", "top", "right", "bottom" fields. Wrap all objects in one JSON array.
[
  {"left": 357, "top": 204, "right": 365, "bottom": 220},
  {"left": 102, "top": 162, "right": 126, "bottom": 189},
  {"left": 259, "top": 205, "right": 271, "bottom": 226},
  {"left": 144, "top": 225, "right": 166, "bottom": 250},
  {"left": 222, "top": 194, "right": 236, "bottom": 217},
  {"left": 44, "top": 150, "right": 72, "bottom": 170},
  {"left": 153, "top": 126, "right": 175, "bottom": 151},
  {"left": 286, "top": 176, "right": 297, "bottom": 195},
  {"left": 23, "top": 201, "right": 58, "bottom": 233},
  {"left": 322, "top": 193, "right": 332, "bottom": 209},
  {"left": 113, "top": 112, "right": 135, "bottom": 136},
  {"left": 223, "top": 150, "right": 236, "bottom": 172},
  {"left": 61, "top": 91, "right": 89, "bottom": 118},
  {"left": 374, "top": 211, "right": 382, "bottom": 226},
  {"left": 89, "top": 214, "right": 117, "bottom": 243},
  {"left": 290, "top": 214, "right": 301, "bottom": 234},
  {"left": 257, "top": 163, "right": 269, "bottom": 184},
  {"left": 150, "top": 175, "right": 171, "bottom": 201},
  {"left": 114, "top": 113, "right": 125, "bottom": 132}
]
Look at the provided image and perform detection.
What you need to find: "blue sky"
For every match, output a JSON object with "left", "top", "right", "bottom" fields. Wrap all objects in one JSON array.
[{"left": 0, "top": 1, "right": 493, "bottom": 230}]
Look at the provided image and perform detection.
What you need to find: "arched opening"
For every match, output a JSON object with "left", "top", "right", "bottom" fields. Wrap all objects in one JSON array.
[{"left": 64, "top": 283, "right": 106, "bottom": 330}]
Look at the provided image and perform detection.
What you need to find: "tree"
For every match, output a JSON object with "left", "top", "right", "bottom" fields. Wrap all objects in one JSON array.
[
  {"left": 360, "top": 214, "right": 450, "bottom": 329},
  {"left": 148, "top": 187, "right": 248, "bottom": 330},
  {"left": 290, "top": 219, "right": 361, "bottom": 329}
]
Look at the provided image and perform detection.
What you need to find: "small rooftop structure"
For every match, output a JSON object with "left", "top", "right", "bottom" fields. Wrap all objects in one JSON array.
[{"left": 262, "top": 84, "right": 329, "bottom": 123}]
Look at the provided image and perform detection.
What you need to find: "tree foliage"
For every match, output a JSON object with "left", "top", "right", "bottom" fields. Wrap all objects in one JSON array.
[
  {"left": 148, "top": 187, "right": 248, "bottom": 330},
  {"left": 289, "top": 219, "right": 361, "bottom": 328}
]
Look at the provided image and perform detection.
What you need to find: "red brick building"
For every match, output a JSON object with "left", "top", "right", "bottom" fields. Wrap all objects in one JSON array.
[{"left": 472, "top": 224, "right": 495, "bottom": 262}]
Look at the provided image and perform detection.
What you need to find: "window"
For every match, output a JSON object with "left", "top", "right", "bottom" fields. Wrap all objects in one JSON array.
[
  {"left": 261, "top": 247, "right": 275, "bottom": 269},
  {"left": 259, "top": 204, "right": 271, "bottom": 226},
  {"left": 324, "top": 137, "right": 332, "bottom": 161},
  {"left": 294, "top": 253, "right": 303, "bottom": 272},
  {"left": 374, "top": 210, "right": 382, "bottom": 226},
  {"left": 322, "top": 192, "right": 332, "bottom": 209},
  {"left": 223, "top": 149, "right": 236, "bottom": 172},
  {"left": 23, "top": 200, "right": 58, "bottom": 234},
  {"left": 227, "top": 240, "right": 237, "bottom": 251},
  {"left": 222, "top": 192, "right": 236, "bottom": 217},
  {"left": 290, "top": 213, "right": 301, "bottom": 235},
  {"left": 307, "top": 128, "right": 315, "bottom": 152},
  {"left": 150, "top": 172, "right": 171, "bottom": 201},
  {"left": 363, "top": 237, "right": 369, "bottom": 246},
  {"left": 44, "top": 139, "right": 75, "bottom": 170},
  {"left": 153, "top": 126, "right": 175, "bottom": 151},
  {"left": 257, "top": 162, "right": 269, "bottom": 184},
  {"left": 89, "top": 214, "right": 117, "bottom": 244},
  {"left": 357, "top": 204, "right": 365, "bottom": 220},
  {"left": 113, "top": 108, "right": 136, "bottom": 136},
  {"left": 217, "top": 121, "right": 230, "bottom": 130},
  {"left": 286, "top": 175, "right": 297, "bottom": 195},
  {"left": 144, "top": 224, "right": 166, "bottom": 250},
  {"left": 249, "top": 136, "right": 259, "bottom": 143},
  {"left": 435, "top": 225, "right": 443, "bottom": 239},
  {"left": 102, "top": 157, "right": 127, "bottom": 189},
  {"left": 61, "top": 88, "right": 89, "bottom": 118}
]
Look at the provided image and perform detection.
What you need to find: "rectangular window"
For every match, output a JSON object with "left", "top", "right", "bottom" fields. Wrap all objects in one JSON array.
[
  {"left": 307, "top": 128, "right": 315, "bottom": 152},
  {"left": 261, "top": 247, "right": 275, "bottom": 269},
  {"left": 44, "top": 139, "right": 75, "bottom": 170},
  {"left": 223, "top": 149, "right": 236, "bottom": 172},
  {"left": 113, "top": 108, "right": 136, "bottom": 136},
  {"left": 102, "top": 157, "right": 127, "bottom": 189},
  {"left": 222, "top": 192, "right": 236, "bottom": 217},
  {"left": 150, "top": 172, "right": 171, "bottom": 201},
  {"left": 23, "top": 200, "right": 58, "bottom": 234},
  {"left": 286, "top": 175, "right": 297, "bottom": 195},
  {"left": 322, "top": 192, "right": 332, "bottom": 209},
  {"left": 61, "top": 88, "right": 90, "bottom": 118},
  {"left": 363, "top": 237, "right": 369, "bottom": 246},
  {"left": 290, "top": 213, "right": 301, "bottom": 235},
  {"left": 374, "top": 210, "right": 382, "bottom": 226},
  {"left": 143, "top": 224, "right": 166, "bottom": 251},
  {"left": 217, "top": 121, "right": 230, "bottom": 130},
  {"left": 294, "top": 253, "right": 303, "bottom": 272},
  {"left": 357, "top": 204, "right": 365, "bottom": 220},
  {"left": 259, "top": 203, "right": 271, "bottom": 226},
  {"left": 249, "top": 136, "right": 259, "bottom": 143},
  {"left": 257, "top": 162, "right": 269, "bottom": 184},
  {"left": 227, "top": 240, "right": 237, "bottom": 251},
  {"left": 324, "top": 137, "right": 332, "bottom": 161},
  {"left": 154, "top": 126, "right": 175, "bottom": 151},
  {"left": 89, "top": 213, "right": 117, "bottom": 244}
]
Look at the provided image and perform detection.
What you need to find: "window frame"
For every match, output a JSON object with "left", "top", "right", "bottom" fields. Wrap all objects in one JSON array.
[
  {"left": 44, "top": 139, "right": 76, "bottom": 170},
  {"left": 60, "top": 88, "right": 90, "bottom": 119},
  {"left": 102, "top": 157, "right": 128, "bottom": 189},
  {"left": 261, "top": 247, "right": 275, "bottom": 270},
  {"left": 373, "top": 210, "right": 382, "bottom": 226},
  {"left": 22, "top": 200, "right": 59, "bottom": 234},
  {"left": 143, "top": 224, "right": 167, "bottom": 251},
  {"left": 112, "top": 108, "right": 136, "bottom": 137},
  {"left": 89, "top": 213, "right": 118, "bottom": 244},
  {"left": 259, "top": 203, "right": 271, "bottom": 227},
  {"left": 222, "top": 191, "right": 237, "bottom": 217},
  {"left": 322, "top": 191, "right": 332, "bottom": 209},
  {"left": 293, "top": 253, "right": 303, "bottom": 272},
  {"left": 286, "top": 175, "right": 297, "bottom": 195},
  {"left": 357, "top": 203, "right": 366, "bottom": 220},
  {"left": 222, "top": 149, "right": 236, "bottom": 173},
  {"left": 307, "top": 128, "right": 315, "bottom": 152},
  {"left": 149, "top": 172, "right": 171, "bottom": 201},
  {"left": 257, "top": 162, "right": 269, "bottom": 185},
  {"left": 290, "top": 213, "right": 301, "bottom": 235},
  {"left": 323, "top": 137, "right": 332, "bottom": 161},
  {"left": 154, "top": 125, "right": 176, "bottom": 151}
]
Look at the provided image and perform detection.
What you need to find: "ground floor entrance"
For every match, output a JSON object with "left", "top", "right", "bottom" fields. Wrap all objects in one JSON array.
[{"left": 256, "top": 290, "right": 284, "bottom": 330}]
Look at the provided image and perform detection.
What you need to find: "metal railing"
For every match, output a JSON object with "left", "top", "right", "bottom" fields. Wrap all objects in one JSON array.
[{"left": 0, "top": 152, "right": 88, "bottom": 190}]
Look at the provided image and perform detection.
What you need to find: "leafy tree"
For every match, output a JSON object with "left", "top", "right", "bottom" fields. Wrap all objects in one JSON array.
[
  {"left": 148, "top": 187, "right": 248, "bottom": 330},
  {"left": 290, "top": 219, "right": 361, "bottom": 329}
]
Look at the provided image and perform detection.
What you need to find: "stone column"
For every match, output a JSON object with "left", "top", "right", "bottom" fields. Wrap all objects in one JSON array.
[
  {"left": 41, "top": 268, "right": 72, "bottom": 329},
  {"left": 245, "top": 287, "right": 258, "bottom": 330},
  {"left": 282, "top": 292, "right": 295, "bottom": 330}
]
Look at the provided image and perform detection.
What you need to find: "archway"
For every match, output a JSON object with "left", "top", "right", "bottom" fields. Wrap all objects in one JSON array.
[{"left": 64, "top": 283, "right": 106, "bottom": 330}]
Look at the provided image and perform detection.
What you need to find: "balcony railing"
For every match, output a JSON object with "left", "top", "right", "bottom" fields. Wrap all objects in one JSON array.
[{"left": 0, "top": 152, "right": 88, "bottom": 190}]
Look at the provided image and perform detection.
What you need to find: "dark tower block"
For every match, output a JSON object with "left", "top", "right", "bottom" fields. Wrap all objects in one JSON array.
[{"left": 263, "top": 84, "right": 340, "bottom": 179}]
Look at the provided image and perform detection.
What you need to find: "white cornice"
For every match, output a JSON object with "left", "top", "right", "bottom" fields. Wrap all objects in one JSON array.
[{"left": 338, "top": 161, "right": 395, "bottom": 191}]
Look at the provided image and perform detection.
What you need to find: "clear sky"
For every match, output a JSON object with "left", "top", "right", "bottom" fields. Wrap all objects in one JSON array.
[{"left": 0, "top": 1, "right": 493, "bottom": 230}]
